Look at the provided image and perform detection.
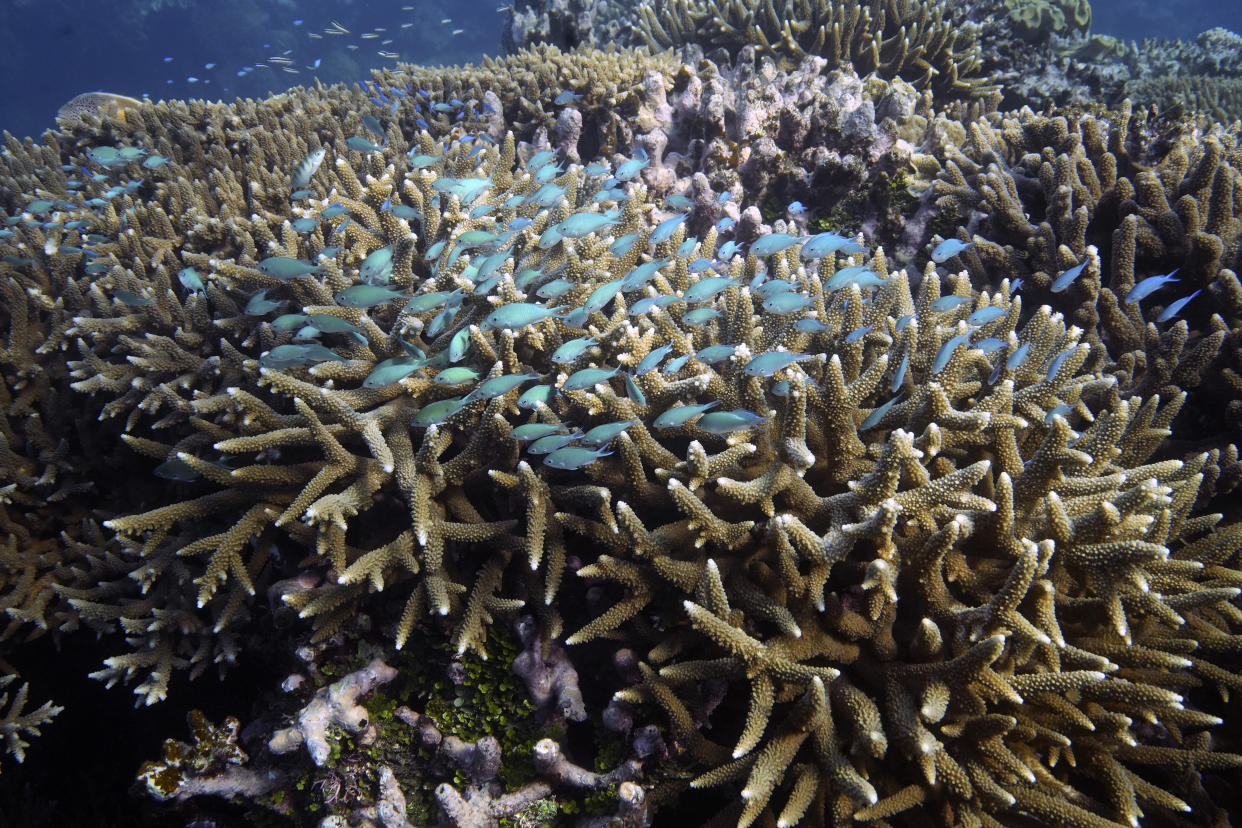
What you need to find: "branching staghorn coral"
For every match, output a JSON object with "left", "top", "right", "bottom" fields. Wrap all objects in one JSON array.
[
  {"left": 920, "top": 103, "right": 1242, "bottom": 468},
  {"left": 634, "top": 0, "right": 987, "bottom": 98},
  {"left": 1, "top": 36, "right": 1241, "bottom": 828}
]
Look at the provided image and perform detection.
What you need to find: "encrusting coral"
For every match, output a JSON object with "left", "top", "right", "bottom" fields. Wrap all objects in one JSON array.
[{"left": 0, "top": 25, "right": 1241, "bottom": 828}]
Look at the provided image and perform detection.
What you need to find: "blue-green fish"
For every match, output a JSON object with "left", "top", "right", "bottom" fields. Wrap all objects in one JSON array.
[
  {"left": 271, "top": 313, "right": 310, "bottom": 331},
  {"left": 403, "top": 289, "right": 462, "bottom": 314},
  {"left": 510, "top": 422, "right": 569, "bottom": 442},
  {"left": 624, "top": 372, "right": 646, "bottom": 406},
  {"left": 930, "top": 295, "right": 972, "bottom": 312},
  {"left": 468, "top": 372, "right": 541, "bottom": 400},
  {"left": 335, "top": 284, "right": 406, "bottom": 308},
  {"left": 433, "top": 366, "right": 480, "bottom": 386},
  {"left": 363, "top": 357, "right": 423, "bottom": 388},
  {"left": 931, "top": 238, "right": 972, "bottom": 263},
  {"left": 307, "top": 314, "right": 365, "bottom": 338},
  {"left": 860, "top": 396, "right": 902, "bottom": 430},
  {"left": 743, "top": 351, "right": 814, "bottom": 377},
  {"left": 683, "top": 276, "right": 736, "bottom": 304},
  {"left": 481, "top": 303, "right": 566, "bottom": 331},
  {"left": 653, "top": 401, "right": 719, "bottom": 429},
  {"left": 580, "top": 419, "right": 639, "bottom": 447},
  {"left": 762, "top": 291, "right": 811, "bottom": 314},
  {"left": 260, "top": 343, "right": 345, "bottom": 368},
  {"left": 750, "top": 233, "right": 803, "bottom": 257},
  {"left": 635, "top": 344, "right": 674, "bottom": 375},
  {"left": 448, "top": 326, "right": 471, "bottom": 362},
  {"left": 291, "top": 217, "right": 318, "bottom": 233},
  {"left": 529, "top": 432, "right": 583, "bottom": 455},
  {"left": 583, "top": 280, "right": 624, "bottom": 314},
  {"left": 360, "top": 246, "right": 394, "bottom": 284},
  {"left": 563, "top": 366, "right": 620, "bottom": 391},
  {"left": 966, "top": 306, "right": 1006, "bottom": 325},
  {"left": 554, "top": 208, "right": 620, "bottom": 239},
  {"left": 346, "top": 136, "right": 384, "bottom": 153},
  {"left": 543, "top": 445, "right": 612, "bottom": 470},
  {"left": 517, "top": 384, "right": 555, "bottom": 409},
  {"left": 361, "top": 113, "right": 385, "bottom": 139},
  {"left": 257, "top": 256, "right": 321, "bottom": 280},
  {"left": 1125, "top": 269, "right": 1180, "bottom": 303},
  {"left": 932, "top": 333, "right": 971, "bottom": 373},
  {"left": 551, "top": 335, "right": 598, "bottom": 364},
  {"left": 696, "top": 344, "right": 737, "bottom": 364},
  {"left": 620, "top": 258, "right": 670, "bottom": 292},
  {"left": 649, "top": 213, "right": 688, "bottom": 245},
  {"left": 245, "top": 289, "right": 283, "bottom": 315},
  {"left": 683, "top": 307, "right": 721, "bottom": 327},
  {"left": 112, "top": 288, "right": 152, "bottom": 306},
  {"left": 1050, "top": 261, "right": 1087, "bottom": 293},
  {"left": 410, "top": 396, "right": 469, "bottom": 427},
  {"left": 178, "top": 267, "right": 205, "bottom": 293},
  {"left": 697, "top": 409, "right": 769, "bottom": 435},
  {"left": 1156, "top": 290, "right": 1200, "bottom": 323}
]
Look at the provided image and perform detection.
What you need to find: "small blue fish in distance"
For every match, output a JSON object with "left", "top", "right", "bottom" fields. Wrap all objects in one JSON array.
[
  {"left": 610, "top": 233, "right": 640, "bottom": 257},
  {"left": 683, "top": 275, "right": 736, "bottom": 304},
  {"left": 346, "top": 136, "right": 384, "bottom": 153},
  {"left": 553, "top": 90, "right": 583, "bottom": 105},
  {"left": 584, "top": 162, "right": 610, "bottom": 177},
  {"left": 931, "top": 238, "right": 972, "bottom": 263},
  {"left": 974, "top": 338, "right": 1006, "bottom": 353},
  {"left": 364, "top": 357, "right": 423, "bottom": 388},
  {"left": 715, "top": 216, "right": 736, "bottom": 232},
  {"left": 718, "top": 240, "right": 744, "bottom": 259},
  {"left": 1124, "top": 268, "right": 1180, "bottom": 303},
  {"left": 620, "top": 258, "right": 670, "bottom": 291},
  {"left": 544, "top": 445, "right": 612, "bottom": 470},
  {"left": 800, "top": 232, "right": 855, "bottom": 259},
  {"left": 1044, "top": 404, "right": 1074, "bottom": 423},
  {"left": 410, "top": 396, "right": 469, "bottom": 427},
  {"left": 787, "top": 200, "right": 806, "bottom": 216},
  {"left": 683, "top": 307, "right": 721, "bottom": 327},
  {"left": 1156, "top": 290, "right": 1201, "bottom": 323},
  {"left": 178, "top": 267, "right": 206, "bottom": 293},
  {"left": 666, "top": 194, "right": 694, "bottom": 211},
  {"left": 750, "top": 233, "right": 803, "bottom": 257},
  {"left": 1050, "top": 261, "right": 1087, "bottom": 293}
]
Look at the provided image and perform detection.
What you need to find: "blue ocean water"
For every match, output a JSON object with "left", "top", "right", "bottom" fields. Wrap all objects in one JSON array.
[{"left": 0, "top": 0, "right": 1239, "bottom": 140}]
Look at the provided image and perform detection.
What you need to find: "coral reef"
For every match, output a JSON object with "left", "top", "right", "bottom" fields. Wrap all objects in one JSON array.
[
  {"left": 0, "top": 17, "right": 1241, "bottom": 828},
  {"left": 633, "top": 0, "right": 988, "bottom": 98}
]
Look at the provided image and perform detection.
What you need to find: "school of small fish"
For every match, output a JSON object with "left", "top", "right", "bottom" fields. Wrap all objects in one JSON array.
[{"left": 3, "top": 82, "right": 1210, "bottom": 481}]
